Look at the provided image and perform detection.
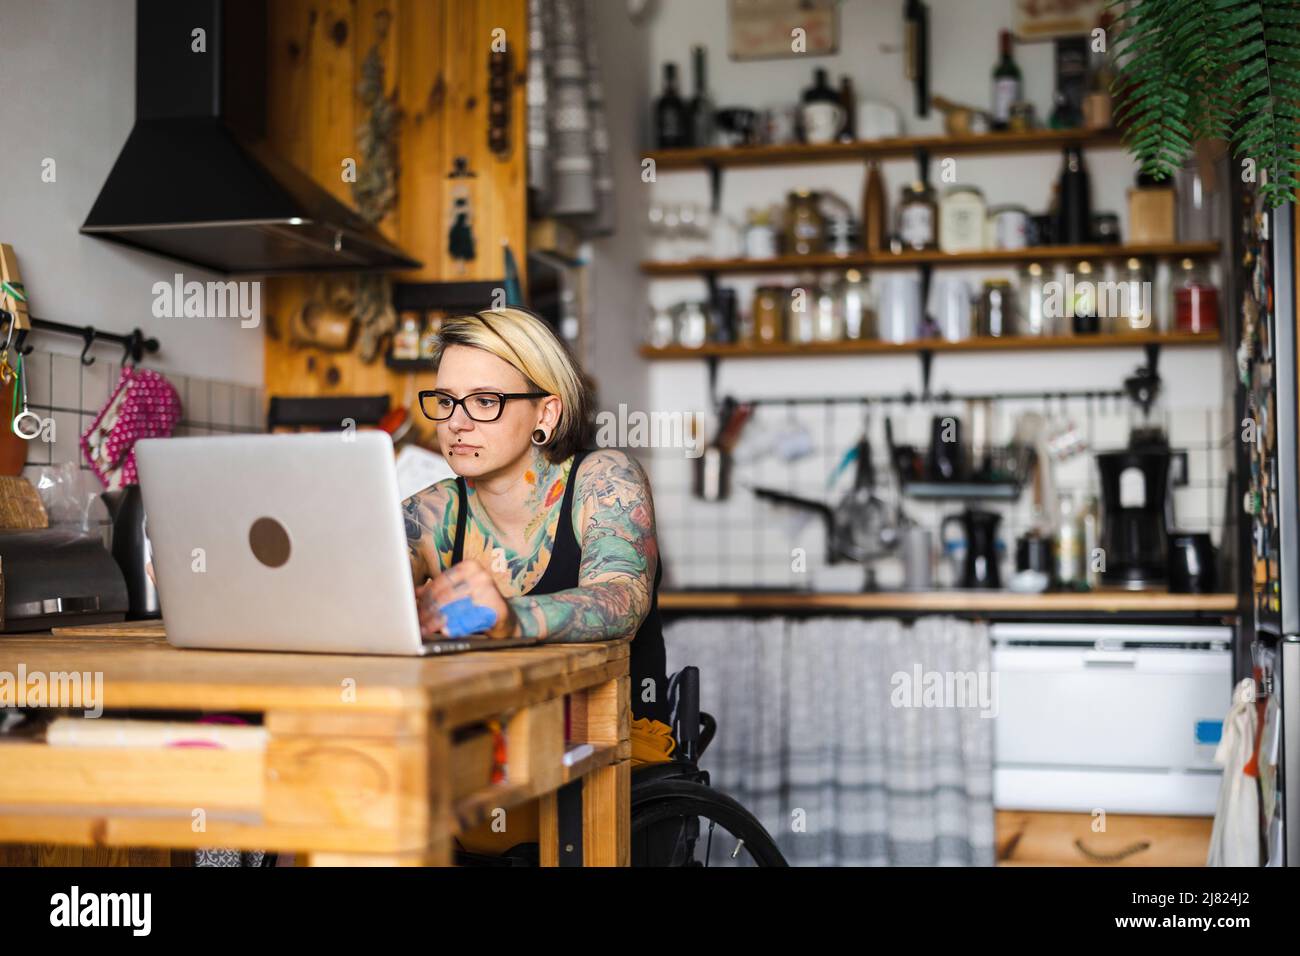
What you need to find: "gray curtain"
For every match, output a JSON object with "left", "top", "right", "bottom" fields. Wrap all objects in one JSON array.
[{"left": 664, "top": 616, "right": 995, "bottom": 866}]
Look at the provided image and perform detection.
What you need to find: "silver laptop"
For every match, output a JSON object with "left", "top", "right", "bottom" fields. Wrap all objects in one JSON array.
[{"left": 135, "top": 432, "right": 539, "bottom": 656}]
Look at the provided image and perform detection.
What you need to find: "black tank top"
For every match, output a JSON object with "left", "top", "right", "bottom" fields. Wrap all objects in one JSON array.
[{"left": 450, "top": 450, "right": 670, "bottom": 724}]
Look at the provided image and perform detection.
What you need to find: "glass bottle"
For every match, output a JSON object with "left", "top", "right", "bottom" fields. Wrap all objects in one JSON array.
[
  {"left": 655, "top": 63, "right": 689, "bottom": 149},
  {"left": 991, "top": 30, "right": 1022, "bottom": 130},
  {"left": 897, "top": 182, "right": 937, "bottom": 251},
  {"left": 1174, "top": 258, "right": 1220, "bottom": 334}
]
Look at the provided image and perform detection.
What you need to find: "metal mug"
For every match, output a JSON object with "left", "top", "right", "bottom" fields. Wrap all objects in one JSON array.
[{"left": 900, "top": 525, "right": 934, "bottom": 591}]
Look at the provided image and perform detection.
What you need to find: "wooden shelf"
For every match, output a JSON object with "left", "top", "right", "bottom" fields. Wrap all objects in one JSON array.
[
  {"left": 645, "top": 128, "right": 1126, "bottom": 170},
  {"left": 641, "top": 242, "right": 1221, "bottom": 276},
  {"left": 657, "top": 590, "right": 1239, "bottom": 614},
  {"left": 640, "top": 329, "right": 1220, "bottom": 360}
]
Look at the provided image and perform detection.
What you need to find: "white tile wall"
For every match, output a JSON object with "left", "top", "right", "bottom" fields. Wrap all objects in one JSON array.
[
  {"left": 18, "top": 347, "right": 264, "bottom": 532},
  {"left": 648, "top": 395, "right": 1231, "bottom": 591}
]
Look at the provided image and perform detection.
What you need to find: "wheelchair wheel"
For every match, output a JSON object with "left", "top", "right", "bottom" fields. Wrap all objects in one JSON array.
[{"left": 631, "top": 780, "right": 787, "bottom": 867}]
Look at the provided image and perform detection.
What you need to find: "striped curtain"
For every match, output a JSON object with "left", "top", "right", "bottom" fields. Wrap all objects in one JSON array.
[{"left": 664, "top": 615, "right": 995, "bottom": 866}]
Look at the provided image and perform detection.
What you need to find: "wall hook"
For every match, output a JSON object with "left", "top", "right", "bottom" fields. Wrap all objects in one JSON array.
[{"left": 80, "top": 327, "right": 97, "bottom": 366}]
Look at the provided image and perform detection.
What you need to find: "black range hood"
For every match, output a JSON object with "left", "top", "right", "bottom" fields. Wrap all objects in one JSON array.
[{"left": 81, "top": 0, "right": 420, "bottom": 276}]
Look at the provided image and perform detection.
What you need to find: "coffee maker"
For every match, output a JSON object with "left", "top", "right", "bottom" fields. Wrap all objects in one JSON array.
[
  {"left": 1097, "top": 448, "right": 1170, "bottom": 588},
  {"left": 1096, "top": 362, "right": 1172, "bottom": 589}
]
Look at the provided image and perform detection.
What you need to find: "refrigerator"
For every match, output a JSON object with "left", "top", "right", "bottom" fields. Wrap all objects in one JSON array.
[{"left": 1233, "top": 190, "right": 1299, "bottom": 866}]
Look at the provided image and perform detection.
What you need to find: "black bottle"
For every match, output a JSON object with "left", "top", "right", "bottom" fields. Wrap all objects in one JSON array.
[
  {"left": 688, "top": 46, "right": 715, "bottom": 150},
  {"left": 655, "top": 63, "right": 689, "bottom": 149},
  {"left": 802, "top": 67, "right": 839, "bottom": 105},
  {"left": 1055, "top": 146, "right": 1092, "bottom": 244}
]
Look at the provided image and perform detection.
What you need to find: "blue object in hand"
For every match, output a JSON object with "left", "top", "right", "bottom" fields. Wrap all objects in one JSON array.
[{"left": 439, "top": 597, "right": 499, "bottom": 638}]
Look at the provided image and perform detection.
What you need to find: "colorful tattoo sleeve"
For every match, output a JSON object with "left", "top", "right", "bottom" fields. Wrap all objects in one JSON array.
[
  {"left": 509, "top": 449, "right": 658, "bottom": 643},
  {"left": 402, "top": 478, "right": 459, "bottom": 585}
]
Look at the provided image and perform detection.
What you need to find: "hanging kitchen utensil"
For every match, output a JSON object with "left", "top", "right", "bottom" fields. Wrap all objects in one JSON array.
[
  {"left": 11, "top": 354, "right": 41, "bottom": 440},
  {"left": 753, "top": 433, "right": 899, "bottom": 585}
]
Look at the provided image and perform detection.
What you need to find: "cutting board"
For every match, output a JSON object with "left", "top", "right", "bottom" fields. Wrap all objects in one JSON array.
[
  {"left": 0, "top": 423, "right": 25, "bottom": 477},
  {"left": 0, "top": 244, "right": 31, "bottom": 477},
  {"left": 51, "top": 619, "right": 166, "bottom": 638}
]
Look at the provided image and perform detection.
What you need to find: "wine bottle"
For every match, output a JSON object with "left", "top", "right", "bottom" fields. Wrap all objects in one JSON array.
[
  {"left": 655, "top": 63, "right": 689, "bottom": 149},
  {"left": 838, "top": 76, "right": 857, "bottom": 142},
  {"left": 991, "top": 30, "right": 1021, "bottom": 130},
  {"left": 688, "top": 46, "right": 715, "bottom": 150}
]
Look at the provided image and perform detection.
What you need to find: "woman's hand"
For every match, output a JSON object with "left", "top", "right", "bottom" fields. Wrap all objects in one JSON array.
[
  {"left": 414, "top": 580, "right": 446, "bottom": 639},
  {"left": 423, "top": 560, "right": 518, "bottom": 639}
]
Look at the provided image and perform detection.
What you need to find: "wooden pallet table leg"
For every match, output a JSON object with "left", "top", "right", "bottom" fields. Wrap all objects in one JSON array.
[{"left": 583, "top": 759, "right": 630, "bottom": 867}]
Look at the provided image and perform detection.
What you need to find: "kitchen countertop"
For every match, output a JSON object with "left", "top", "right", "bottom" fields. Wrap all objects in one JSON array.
[{"left": 658, "top": 590, "right": 1239, "bottom": 615}]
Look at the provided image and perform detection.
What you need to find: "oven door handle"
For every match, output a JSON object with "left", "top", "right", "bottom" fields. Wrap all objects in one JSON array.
[{"left": 1082, "top": 650, "right": 1139, "bottom": 667}]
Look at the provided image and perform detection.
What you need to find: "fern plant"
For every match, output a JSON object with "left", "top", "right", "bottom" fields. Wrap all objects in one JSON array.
[{"left": 1110, "top": 0, "right": 1300, "bottom": 207}]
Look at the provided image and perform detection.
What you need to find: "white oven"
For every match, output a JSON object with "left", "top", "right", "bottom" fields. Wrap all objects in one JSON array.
[{"left": 991, "top": 623, "right": 1233, "bottom": 816}]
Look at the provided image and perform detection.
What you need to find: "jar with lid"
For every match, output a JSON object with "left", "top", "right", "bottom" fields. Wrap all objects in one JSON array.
[
  {"left": 787, "top": 277, "right": 818, "bottom": 344},
  {"left": 977, "top": 279, "right": 1017, "bottom": 337},
  {"left": 1071, "top": 260, "right": 1099, "bottom": 334},
  {"left": 1113, "top": 257, "right": 1153, "bottom": 333},
  {"left": 751, "top": 286, "right": 787, "bottom": 344},
  {"left": 834, "top": 269, "right": 874, "bottom": 340},
  {"left": 742, "top": 207, "right": 779, "bottom": 260},
  {"left": 784, "top": 190, "right": 826, "bottom": 257},
  {"left": 674, "top": 301, "right": 710, "bottom": 349},
  {"left": 646, "top": 305, "right": 676, "bottom": 349},
  {"left": 1174, "top": 258, "right": 1220, "bottom": 333},
  {"left": 1018, "top": 262, "right": 1052, "bottom": 336},
  {"left": 939, "top": 185, "right": 987, "bottom": 253},
  {"left": 896, "top": 181, "right": 937, "bottom": 251},
  {"left": 811, "top": 274, "right": 844, "bottom": 342}
]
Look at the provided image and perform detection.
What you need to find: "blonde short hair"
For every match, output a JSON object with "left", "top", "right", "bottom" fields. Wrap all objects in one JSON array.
[{"left": 433, "top": 308, "right": 592, "bottom": 463}]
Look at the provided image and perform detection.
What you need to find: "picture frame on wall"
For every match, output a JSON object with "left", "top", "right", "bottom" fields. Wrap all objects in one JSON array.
[
  {"left": 728, "top": 0, "right": 838, "bottom": 61},
  {"left": 1013, "top": 0, "right": 1105, "bottom": 41}
]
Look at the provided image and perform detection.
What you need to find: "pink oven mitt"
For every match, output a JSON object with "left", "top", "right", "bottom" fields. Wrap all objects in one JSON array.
[{"left": 81, "top": 366, "right": 182, "bottom": 490}]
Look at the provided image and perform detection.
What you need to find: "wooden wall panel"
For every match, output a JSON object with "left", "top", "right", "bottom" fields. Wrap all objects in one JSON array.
[{"left": 262, "top": 0, "right": 528, "bottom": 418}]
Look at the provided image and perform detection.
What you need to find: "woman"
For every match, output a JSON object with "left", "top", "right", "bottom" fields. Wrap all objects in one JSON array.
[{"left": 403, "top": 308, "right": 672, "bottom": 857}]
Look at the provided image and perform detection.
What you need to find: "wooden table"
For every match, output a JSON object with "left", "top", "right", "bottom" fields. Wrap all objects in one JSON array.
[{"left": 0, "top": 622, "right": 631, "bottom": 867}]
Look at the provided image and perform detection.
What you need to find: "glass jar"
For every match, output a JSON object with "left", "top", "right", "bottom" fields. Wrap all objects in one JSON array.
[
  {"left": 752, "top": 286, "right": 787, "bottom": 344},
  {"left": 811, "top": 274, "right": 844, "bottom": 342},
  {"left": 1019, "top": 262, "right": 1051, "bottom": 336},
  {"left": 977, "top": 279, "right": 1017, "bottom": 337},
  {"left": 1114, "top": 257, "right": 1153, "bottom": 333},
  {"left": 896, "top": 181, "right": 938, "bottom": 251},
  {"left": 1175, "top": 156, "right": 1220, "bottom": 243},
  {"left": 742, "top": 207, "right": 779, "bottom": 260},
  {"left": 939, "top": 185, "right": 987, "bottom": 253},
  {"left": 674, "top": 301, "right": 710, "bottom": 349},
  {"left": 646, "top": 305, "right": 676, "bottom": 349},
  {"left": 834, "top": 269, "right": 874, "bottom": 340},
  {"left": 787, "top": 277, "right": 817, "bottom": 344},
  {"left": 1174, "top": 258, "right": 1220, "bottom": 333},
  {"left": 1072, "top": 260, "right": 1099, "bottom": 334},
  {"left": 784, "top": 190, "right": 826, "bottom": 257}
]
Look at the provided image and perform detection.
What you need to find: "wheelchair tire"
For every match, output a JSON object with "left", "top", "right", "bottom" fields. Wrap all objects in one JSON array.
[{"left": 631, "top": 780, "right": 787, "bottom": 867}]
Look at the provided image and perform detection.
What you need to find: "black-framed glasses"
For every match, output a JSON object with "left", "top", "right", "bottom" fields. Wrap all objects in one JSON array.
[{"left": 419, "top": 389, "right": 549, "bottom": 423}]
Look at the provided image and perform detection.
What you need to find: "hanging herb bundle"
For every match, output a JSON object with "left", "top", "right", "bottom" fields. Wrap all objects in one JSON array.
[
  {"left": 1111, "top": 0, "right": 1300, "bottom": 207},
  {"left": 352, "top": 10, "right": 401, "bottom": 362}
]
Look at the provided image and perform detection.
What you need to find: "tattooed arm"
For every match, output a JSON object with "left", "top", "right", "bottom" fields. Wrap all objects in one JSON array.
[
  {"left": 403, "top": 478, "right": 459, "bottom": 585},
  {"left": 509, "top": 449, "right": 658, "bottom": 643}
]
